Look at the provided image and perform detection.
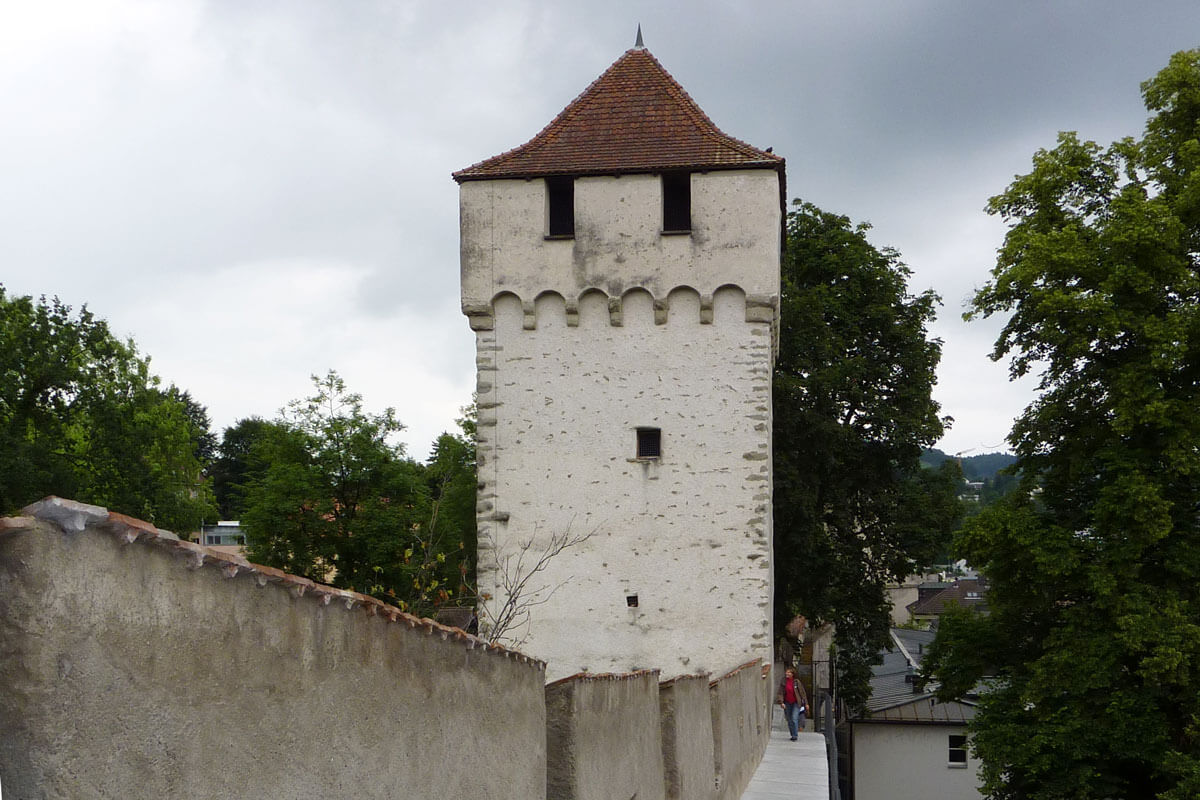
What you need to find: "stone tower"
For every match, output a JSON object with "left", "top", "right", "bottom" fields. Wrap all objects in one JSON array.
[{"left": 453, "top": 42, "right": 783, "bottom": 680}]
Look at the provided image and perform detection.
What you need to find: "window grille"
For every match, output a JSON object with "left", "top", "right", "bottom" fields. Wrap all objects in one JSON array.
[{"left": 636, "top": 428, "right": 661, "bottom": 459}]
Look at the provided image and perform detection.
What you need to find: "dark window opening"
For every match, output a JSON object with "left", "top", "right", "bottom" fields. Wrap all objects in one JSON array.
[
  {"left": 626, "top": 595, "right": 639, "bottom": 608},
  {"left": 546, "top": 176, "right": 574, "bottom": 237},
  {"left": 949, "top": 734, "right": 968, "bottom": 765},
  {"left": 636, "top": 428, "right": 661, "bottom": 459},
  {"left": 662, "top": 171, "right": 691, "bottom": 232}
]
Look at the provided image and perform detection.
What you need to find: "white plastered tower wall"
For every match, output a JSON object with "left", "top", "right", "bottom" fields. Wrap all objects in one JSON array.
[{"left": 460, "top": 171, "right": 780, "bottom": 679}]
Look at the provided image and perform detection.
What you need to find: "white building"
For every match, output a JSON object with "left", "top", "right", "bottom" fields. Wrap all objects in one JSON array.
[
  {"left": 453, "top": 40, "right": 784, "bottom": 679},
  {"left": 197, "top": 520, "right": 247, "bottom": 558},
  {"left": 847, "top": 628, "right": 983, "bottom": 800}
]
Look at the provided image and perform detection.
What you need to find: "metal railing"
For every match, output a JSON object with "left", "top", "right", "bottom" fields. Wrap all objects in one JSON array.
[{"left": 815, "top": 689, "right": 841, "bottom": 800}]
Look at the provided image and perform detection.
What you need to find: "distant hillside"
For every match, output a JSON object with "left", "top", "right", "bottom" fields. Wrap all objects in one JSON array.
[{"left": 922, "top": 448, "right": 1018, "bottom": 481}]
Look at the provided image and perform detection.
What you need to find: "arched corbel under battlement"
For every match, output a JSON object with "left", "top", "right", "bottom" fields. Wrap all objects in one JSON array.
[
  {"left": 713, "top": 284, "right": 747, "bottom": 326},
  {"left": 576, "top": 288, "right": 609, "bottom": 329},
  {"left": 666, "top": 285, "right": 702, "bottom": 326},
  {"left": 533, "top": 291, "right": 568, "bottom": 331},
  {"left": 491, "top": 291, "right": 524, "bottom": 332},
  {"left": 470, "top": 283, "right": 774, "bottom": 331},
  {"left": 616, "top": 288, "right": 656, "bottom": 329}
]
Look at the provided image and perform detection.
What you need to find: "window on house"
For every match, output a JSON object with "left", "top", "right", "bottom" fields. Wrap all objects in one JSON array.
[
  {"left": 948, "top": 734, "right": 968, "bottom": 767},
  {"left": 205, "top": 533, "right": 246, "bottom": 546},
  {"left": 546, "top": 176, "right": 574, "bottom": 237},
  {"left": 661, "top": 171, "right": 691, "bottom": 233},
  {"left": 636, "top": 428, "right": 661, "bottom": 459},
  {"left": 626, "top": 595, "right": 639, "bottom": 608}
]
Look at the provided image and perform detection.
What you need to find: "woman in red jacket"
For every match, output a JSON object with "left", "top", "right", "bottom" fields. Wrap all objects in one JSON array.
[{"left": 776, "top": 667, "right": 808, "bottom": 741}]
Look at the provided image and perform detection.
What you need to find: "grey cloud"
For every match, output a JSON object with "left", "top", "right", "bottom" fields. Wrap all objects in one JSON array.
[{"left": 5, "top": 0, "right": 1199, "bottom": 456}]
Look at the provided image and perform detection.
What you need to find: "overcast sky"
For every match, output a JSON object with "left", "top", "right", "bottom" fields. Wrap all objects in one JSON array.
[{"left": 4, "top": 1, "right": 1198, "bottom": 460}]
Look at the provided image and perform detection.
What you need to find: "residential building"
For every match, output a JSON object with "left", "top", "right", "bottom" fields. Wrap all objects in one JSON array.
[
  {"left": 197, "top": 520, "right": 247, "bottom": 558},
  {"left": 907, "top": 578, "right": 988, "bottom": 629},
  {"left": 845, "top": 628, "right": 983, "bottom": 800}
]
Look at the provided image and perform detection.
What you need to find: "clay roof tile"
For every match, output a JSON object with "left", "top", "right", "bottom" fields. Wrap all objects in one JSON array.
[{"left": 453, "top": 47, "right": 783, "bottom": 181}]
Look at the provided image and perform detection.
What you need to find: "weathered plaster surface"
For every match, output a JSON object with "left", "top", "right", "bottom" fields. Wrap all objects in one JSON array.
[
  {"left": 0, "top": 501, "right": 547, "bottom": 800},
  {"left": 660, "top": 674, "right": 717, "bottom": 800},
  {"left": 474, "top": 290, "right": 773, "bottom": 678},
  {"left": 709, "top": 661, "right": 772, "bottom": 800},
  {"left": 545, "top": 671, "right": 667, "bottom": 800},
  {"left": 463, "top": 170, "right": 780, "bottom": 681},
  {"left": 460, "top": 171, "right": 781, "bottom": 310},
  {"left": 1, "top": 501, "right": 781, "bottom": 799},
  {"left": 852, "top": 722, "right": 983, "bottom": 800}
]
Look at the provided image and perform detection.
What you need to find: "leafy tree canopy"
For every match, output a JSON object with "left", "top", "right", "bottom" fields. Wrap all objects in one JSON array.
[
  {"left": 773, "top": 201, "right": 961, "bottom": 710},
  {"left": 0, "top": 287, "right": 215, "bottom": 531},
  {"left": 924, "top": 49, "right": 1200, "bottom": 800},
  {"left": 424, "top": 405, "right": 478, "bottom": 577},
  {"left": 240, "top": 372, "right": 474, "bottom": 616},
  {"left": 209, "top": 416, "right": 284, "bottom": 520}
]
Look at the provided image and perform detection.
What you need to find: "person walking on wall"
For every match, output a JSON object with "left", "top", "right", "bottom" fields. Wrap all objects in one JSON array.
[{"left": 777, "top": 666, "right": 808, "bottom": 741}]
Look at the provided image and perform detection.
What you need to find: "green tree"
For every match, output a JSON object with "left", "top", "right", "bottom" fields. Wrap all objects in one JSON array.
[
  {"left": 0, "top": 287, "right": 214, "bottom": 531},
  {"left": 924, "top": 50, "right": 1200, "bottom": 800},
  {"left": 242, "top": 372, "right": 469, "bottom": 615},
  {"left": 80, "top": 380, "right": 215, "bottom": 532},
  {"left": 773, "top": 202, "right": 960, "bottom": 710},
  {"left": 422, "top": 405, "right": 478, "bottom": 596},
  {"left": 171, "top": 388, "right": 218, "bottom": 465},
  {"left": 210, "top": 416, "right": 284, "bottom": 520}
]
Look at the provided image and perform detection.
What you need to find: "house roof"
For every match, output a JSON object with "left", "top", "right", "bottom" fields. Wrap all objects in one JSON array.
[
  {"left": 864, "top": 693, "right": 977, "bottom": 724},
  {"left": 858, "top": 628, "right": 978, "bottom": 723},
  {"left": 866, "top": 629, "right": 937, "bottom": 712},
  {"left": 453, "top": 46, "right": 784, "bottom": 182},
  {"left": 907, "top": 578, "right": 989, "bottom": 616}
]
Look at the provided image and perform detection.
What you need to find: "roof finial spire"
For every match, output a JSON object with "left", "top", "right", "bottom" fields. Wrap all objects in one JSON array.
[{"left": 634, "top": 24, "right": 644, "bottom": 49}]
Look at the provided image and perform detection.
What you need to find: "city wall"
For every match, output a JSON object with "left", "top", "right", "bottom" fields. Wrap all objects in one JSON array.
[
  {"left": 710, "top": 660, "right": 774, "bottom": 800},
  {"left": 546, "top": 671, "right": 667, "bottom": 800},
  {"left": 0, "top": 499, "right": 773, "bottom": 800},
  {"left": 661, "top": 674, "right": 718, "bottom": 799}
]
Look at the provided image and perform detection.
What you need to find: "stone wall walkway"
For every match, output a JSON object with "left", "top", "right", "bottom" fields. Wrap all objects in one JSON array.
[{"left": 741, "top": 708, "right": 829, "bottom": 799}]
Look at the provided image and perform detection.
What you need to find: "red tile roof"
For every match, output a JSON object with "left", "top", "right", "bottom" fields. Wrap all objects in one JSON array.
[
  {"left": 907, "top": 578, "right": 989, "bottom": 616},
  {"left": 453, "top": 47, "right": 784, "bottom": 182}
]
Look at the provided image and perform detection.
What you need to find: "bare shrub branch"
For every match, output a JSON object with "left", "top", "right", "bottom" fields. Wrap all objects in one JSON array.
[{"left": 477, "top": 523, "right": 594, "bottom": 647}]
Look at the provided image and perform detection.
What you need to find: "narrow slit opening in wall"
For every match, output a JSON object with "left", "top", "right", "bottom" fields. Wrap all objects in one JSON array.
[
  {"left": 626, "top": 595, "right": 639, "bottom": 608},
  {"left": 636, "top": 427, "right": 661, "bottom": 459},
  {"left": 546, "top": 175, "right": 574, "bottom": 237},
  {"left": 662, "top": 171, "right": 691, "bottom": 233}
]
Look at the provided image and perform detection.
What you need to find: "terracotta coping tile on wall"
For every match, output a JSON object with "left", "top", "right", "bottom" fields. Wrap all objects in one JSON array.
[
  {"left": 105, "top": 511, "right": 159, "bottom": 538},
  {"left": 659, "top": 672, "right": 713, "bottom": 688},
  {"left": 546, "top": 668, "right": 662, "bottom": 688},
  {"left": 0, "top": 515, "right": 36, "bottom": 531},
  {"left": 711, "top": 658, "right": 763, "bottom": 687}
]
